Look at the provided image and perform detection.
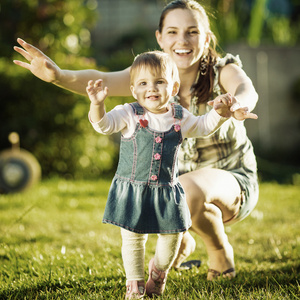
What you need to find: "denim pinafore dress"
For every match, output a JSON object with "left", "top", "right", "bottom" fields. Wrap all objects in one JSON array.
[{"left": 102, "top": 102, "right": 192, "bottom": 234}]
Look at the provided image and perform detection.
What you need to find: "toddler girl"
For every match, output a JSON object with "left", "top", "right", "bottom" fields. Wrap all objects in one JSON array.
[{"left": 87, "top": 51, "right": 255, "bottom": 299}]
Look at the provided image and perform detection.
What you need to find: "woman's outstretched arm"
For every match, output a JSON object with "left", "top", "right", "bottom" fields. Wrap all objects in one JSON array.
[
  {"left": 13, "top": 38, "right": 131, "bottom": 97},
  {"left": 219, "top": 63, "right": 258, "bottom": 112}
]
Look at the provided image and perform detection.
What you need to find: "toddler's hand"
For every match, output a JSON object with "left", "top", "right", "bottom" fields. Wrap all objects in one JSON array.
[
  {"left": 86, "top": 79, "right": 108, "bottom": 105},
  {"left": 208, "top": 93, "right": 234, "bottom": 118}
]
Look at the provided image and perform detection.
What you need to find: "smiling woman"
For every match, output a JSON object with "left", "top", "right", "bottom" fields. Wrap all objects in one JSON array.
[
  {"left": 156, "top": 8, "right": 208, "bottom": 76},
  {"left": 155, "top": 2, "right": 218, "bottom": 110},
  {"left": 13, "top": 0, "right": 259, "bottom": 296}
]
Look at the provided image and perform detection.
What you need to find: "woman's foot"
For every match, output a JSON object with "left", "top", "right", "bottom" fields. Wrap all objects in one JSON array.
[
  {"left": 207, "top": 267, "right": 236, "bottom": 280},
  {"left": 146, "top": 258, "right": 168, "bottom": 297},
  {"left": 172, "top": 231, "right": 196, "bottom": 269},
  {"left": 125, "top": 280, "right": 145, "bottom": 299},
  {"left": 207, "top": 242, "right": 236, "bottom": 280}
]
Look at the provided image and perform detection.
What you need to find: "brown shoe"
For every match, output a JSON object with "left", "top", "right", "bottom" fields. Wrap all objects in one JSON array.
[
  {"left": 146, "top": 258, "right": 168, "bottom": 297},
  {"left": 125, "top": 280, "right": 145, "bottom": 299}
]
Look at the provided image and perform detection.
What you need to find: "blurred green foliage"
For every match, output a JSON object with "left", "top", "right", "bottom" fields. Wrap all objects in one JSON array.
[
  {"left": 95, "top": 26, "right": 160, "bottom": 71},
  {"left": 205, "top": 0, "right": 299, "bottom": 47},
  {"left": 0, "top": 0, "right": 123, "bottom": 179},
  {"left": 1, "top": 0, "right": 299, "bottom": 180}
]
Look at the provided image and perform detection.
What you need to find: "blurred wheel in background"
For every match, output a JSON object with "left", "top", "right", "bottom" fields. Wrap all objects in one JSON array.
[{"left": 0, "top": 133, "right": 41, "bottom": 194}]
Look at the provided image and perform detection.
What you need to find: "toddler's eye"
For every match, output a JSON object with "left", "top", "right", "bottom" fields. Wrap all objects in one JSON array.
[
  {"left": 157, "top": 80, "right": 164, "bottom": 84},
  {"left": 139, "top": 81, "right": 147, "bottom": 86}
]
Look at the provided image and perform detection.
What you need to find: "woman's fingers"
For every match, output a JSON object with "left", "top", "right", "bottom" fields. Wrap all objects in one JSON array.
[
  {"left": 244, "top": 111, "right": 258, "bottom": 119},
  {"left": 234, "top": 107, "right": 258, "bottom": 120},
  {"left": 13, "top": 39, "right": 44, "bottom": 68},
  {"left": 13, "top": 59, "right": 31, "bottom": 70},
  {"left": 15, "top": 38, "right": 52, "bottom": 62},
  {"left": 13, "top": 46, "right": 33, "bottom": 62},
  {"left": 17, "top": 38, "right": 41, "bottom": 56}
]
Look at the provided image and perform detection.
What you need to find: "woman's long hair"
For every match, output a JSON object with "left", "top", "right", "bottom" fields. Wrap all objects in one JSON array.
[{"left": 158, "top": 0, "right": 220, "bottom": 104}]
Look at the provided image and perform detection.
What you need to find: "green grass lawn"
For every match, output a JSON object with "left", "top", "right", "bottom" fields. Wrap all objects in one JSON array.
[{"left": 0, "top": 178, "right": 299, "bottom": 299}]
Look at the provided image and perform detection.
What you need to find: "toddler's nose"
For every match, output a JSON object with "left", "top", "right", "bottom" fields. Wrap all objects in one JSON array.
[{"left": 148, "top": 82, "right": 158, "bottom": 91}]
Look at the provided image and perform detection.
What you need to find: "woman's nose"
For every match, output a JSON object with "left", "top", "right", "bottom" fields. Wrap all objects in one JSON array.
[{"left": 178, "top": 32, "right": 188, "bottom": 44}]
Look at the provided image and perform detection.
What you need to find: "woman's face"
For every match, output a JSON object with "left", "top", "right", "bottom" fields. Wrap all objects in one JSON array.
[{"left": 156, "top": 8, "right": 209, "bottom": 72}]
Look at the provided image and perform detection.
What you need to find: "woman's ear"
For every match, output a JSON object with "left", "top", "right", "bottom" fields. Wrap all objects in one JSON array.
[
  {"left": 130, "top": 85, "right": 137, "bottom": 99},
  {"left": 172, "top": 81, "right": 180, "bottom": 96},
  {"left": 155, "top": 30, "right": 163, "bottom": 50},
  {"left": 204, "top": 32, "right": 211, "bottom": 49}
]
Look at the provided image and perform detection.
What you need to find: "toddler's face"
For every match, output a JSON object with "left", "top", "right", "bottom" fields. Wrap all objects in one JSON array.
[{"left": 130, "top": 67, "right": 178, "bottom": 114}]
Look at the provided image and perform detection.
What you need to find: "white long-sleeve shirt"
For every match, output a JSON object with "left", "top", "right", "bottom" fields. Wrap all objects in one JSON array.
[{"left": 90, "top": 103, "right": 228, "bottom": 139}]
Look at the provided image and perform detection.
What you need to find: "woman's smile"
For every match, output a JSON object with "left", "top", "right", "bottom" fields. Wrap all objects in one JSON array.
[{"left": 174, "top": 49, "right": 193, "bottom": 55}]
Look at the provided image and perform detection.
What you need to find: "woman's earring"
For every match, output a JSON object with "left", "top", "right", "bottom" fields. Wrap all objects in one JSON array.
[{"left": 200, "top": 55, "right": 208, "bottom": 76}]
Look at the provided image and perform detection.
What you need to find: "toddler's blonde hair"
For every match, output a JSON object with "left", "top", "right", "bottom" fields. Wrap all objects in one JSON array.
[{"left": 130, "top": 51, "right": 180, "bottom": 85}]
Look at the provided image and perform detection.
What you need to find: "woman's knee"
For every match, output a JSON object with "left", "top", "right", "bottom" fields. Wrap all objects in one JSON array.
[
  {"left": 180, "top": 169, "right": 242, "bottom": 222},
  {"left": 179, "top": 172, "right": 207, "bottom": 215}
]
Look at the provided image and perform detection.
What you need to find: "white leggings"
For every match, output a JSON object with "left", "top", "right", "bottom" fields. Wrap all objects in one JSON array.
[{"left": 121, "top": 228, "right": 183, "bottom": 281}]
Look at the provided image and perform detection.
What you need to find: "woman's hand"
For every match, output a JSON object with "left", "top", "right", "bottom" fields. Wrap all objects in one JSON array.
[
  {"left": 13, "top": 38, "right": 61, "bottom": 83},
  {"left": 230, "top": 102, "right": 258, "bottom": 120},
  {"left": 208, "top": 93, "right": 258, "bottom": 120},
  {"left": 13, "top": 38, "right": 132, "bottom": 96}
]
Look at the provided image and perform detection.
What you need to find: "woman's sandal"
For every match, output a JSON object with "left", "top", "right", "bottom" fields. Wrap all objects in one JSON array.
[
  {"left": 207, "top": 267, "right": 236, "bottom": 280},
  {"left": 174, "top": 260, "right": 201, "bottom": 271}
]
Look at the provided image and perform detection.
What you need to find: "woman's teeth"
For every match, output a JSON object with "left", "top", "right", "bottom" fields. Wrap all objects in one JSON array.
[{"left": 174, "top": 49, "right": 191, "bottom": 54}]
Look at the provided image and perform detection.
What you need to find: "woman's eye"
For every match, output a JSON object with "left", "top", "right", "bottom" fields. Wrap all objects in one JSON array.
[
  {"left": 189, "top": 30, "right": 199, "bottom": 35},
  {"left": 157, "top": 80, "right": 164, "bottom": 84}
]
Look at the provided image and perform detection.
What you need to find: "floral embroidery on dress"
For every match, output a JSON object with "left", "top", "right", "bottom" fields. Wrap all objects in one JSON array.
[
  {"left": 155, "top": 136, "right": 162, "bottom": 143},
  {"left": 150, "top": 175, "right": 158, "bottom": 181},
  {"left": 174, "top": 124, "right": 181, "bottom": 132},
  {"left": 154, "top": 153, "right": 161, "bottom": 160}
]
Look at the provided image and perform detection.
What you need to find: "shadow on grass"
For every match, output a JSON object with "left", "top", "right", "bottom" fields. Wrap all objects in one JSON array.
[{"left": 169, "top": 262, "right": 300, "bottom": 298}]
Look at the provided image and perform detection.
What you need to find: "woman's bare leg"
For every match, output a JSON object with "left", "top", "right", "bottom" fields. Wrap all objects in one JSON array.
[
  {"left": 171, "top": 231, "right": 196, "bottom": 268},
  {"left": 174, "top": 168, "right": 242, "bottom": 279}
]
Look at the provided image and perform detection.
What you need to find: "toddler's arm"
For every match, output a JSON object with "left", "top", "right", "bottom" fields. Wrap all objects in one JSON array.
[{"left": 86, "top": 79, "right": 108, "bottom": 123}]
